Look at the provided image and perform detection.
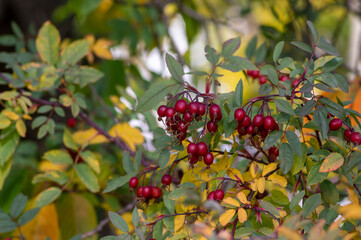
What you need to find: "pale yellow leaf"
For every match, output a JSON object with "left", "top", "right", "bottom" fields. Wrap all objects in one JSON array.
[
  {"left": 346, "top": 188, "right": 359, "bottom": 205},
  {"left": 227, "top": 168, "right": 244, "bottom": 182},
  {"left": 219, "top": 209, "right": 236, "bottom": 226},
  {"left": 16, "top": 119, "right": 26, "bottom": 137},
  {"left": 308, "top": 219, "right": 326, "bottom": 240},
  {"left": 340, "top": 204, "right": 361, "bottom": 219},
  {"left": 213, "top": 150, "right": 229, "bottom": 172},
  {"left": 109, "top": 123, "right": 144, "bottom": 151},
  {"left": 250, "top": 179, "right": 258, "bottom": 191},
  {"left": 262, "top": 163, "right": 278, "bottom": 176},
  {"left": 0, "top": 115, "right": 11, "bottom": 129},
  {"left": 250, "top": 162, "right": 258, "bottom": 178},
  {"left": 174, "top": 215, "right": 185, "bottom": 231},
  {"left": 268, "top": 174, "right": 287, "bottom": 187},
  {"left": 277, "top": 226, "right": 303, "bottom": 240},
  {"left": 257, "top": 177, "right": 266, "bottom": 194},
  {"left": 237, "top": 192, "right": 248, "bottom": 205},
  {"left": 17, "top": 203, "right": 59, "bottom": 240},
  {"left": 73, "top": 128, "right": 108, "bottom": 145},
  {"left": 223, "top": 197, "right": 240, "bottom": 207},
  {"left": 238, "top": 208, "right": 247, "bottom": 223},
  {"left": 93, "top": 38, "right": 113, "bottom": 59},
  {"left": 2, "top": 109, "right": 19, "bottom": 120}
]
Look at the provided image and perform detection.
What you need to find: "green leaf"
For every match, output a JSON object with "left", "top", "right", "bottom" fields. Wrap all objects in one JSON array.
[
  {"left": 290, "top": 190, "right": 305, "bottom": 210},
  {"left": 0, "top": 130, "right": 19, "bottom": 166},
  {"left": 37, "top": 124, "right": 48, "bottom": 139},
  {"left": 59, "top": 39, "right": 90, "bottom": 65},
  {"left": 320, "top": 72, "right": 338, "bottom": 88},
  {"left": 122, "top": 152, "right": 134, "bottom": 174},
  {"left": 36, "top": 21, "right": 60, "bottom": 65},
  {"left": 263, "top": 130, "right": 283, "bottom": 150},
  {"left": 299, "top": 100, "right": 316, "bottom": 117},
  {"left": 159, "top": 148, "right": 171, "bottom": 169},
  {"left": 266, "top": 65, "right": 279, "bottom": 85},
  {"left": 307, "top": 20, "right": 319, "bottom": 43},
  {"left": 222, "top": 37, "right": 240, "bottom": 57},
  {"left": 0, "top": 212, "right": 17, "bottom": 233},
  {"left": 80, "top": 151, "right": 100, "bottom": 174},
  {"left": 109, "top": 211, "right": 129, "bottom": 232},
  {"left": 245, "top": 36, "right": 257, "bottom": 59},
  {"left": 322, "top": 57, "right": 343, "bottom": 72},
  {"left": 63, "top": 128, "right": 78, "bottom": 151},
  {"left": 319, "top": 152, "right": 344, "bottom": 173},
  {"left": 0, "top": 35, "right": 16, "bottom": 46},
  {"left": 334, "top": 73, "right": 349, "bottom": 93},
  {"left": 318, "top": 36, "right": 340, "bottom": 56},
  {"left": 165, "top": 53, "right": 184, "bottom": 83},
  {"left": 103, "top": 173, "right": 136, "bottom": 193},
  {"left": 18, "top": 208, "right": 40, "bottom": 226},
  {"left": 275, "top": 99, "right": 296, "bottom": 115},
  {"left": 75, "top": 163, "right": 100, "bottom": 193},
  {"left": 9, "top": 193, "right": 28, "bottom": 218},
  {"left": 308, "top": 162, "right": 328, "bottom": 185},
  {"left": 279, "top": 143, "right": 293, "bottom": 174},
  {"left": 0, "top": 157, "right": 12, "bottom": 190},
  {"left": 291, "top": 143, "right": 307, "bottom": 175},
  {"left": 291, "top": 41, "right": 312, "bottom": 53},
  {"left": 32, "top": 171, "right": 69, "bottom": 185},
  {"left": 259, "top": 200, "right": 279, "bottom": 217},
  {"left": 11, "top": 21, "right": 23, "bottom": 39},
  {"left": 233, "top": 79, "right": 243, "bottom": 107},
  {"left": 65, "top": 66, "right": 104, "bottom": 88},
  {"left": 136, "top": 81, "right": 179, "bottom": 112},
  {"left": 168, "top": 188, "right": 188, "bottom": 200},
  {"left": 34, "top": 187, "right": 61, "bottom": 208},
  {"left": 320, "top": 180, "right": 339, "bottom": 205},
  {"left": 205, "top": 45, "right": 219, "bottom": 65},
  {"left": 132, "top": 208, "right": 139, "bottom": 227},
  {"left": 273, "top": 41, "right": 284, "bottom": 62},
  {"left": 227, "top": 56, "right": 258, "bottom": 70},
  {"left": 54, "top": 106, "right": 65, "bottom": 117},
  {"left": 271, "top": 190, "right": 289, "bottom": 206},
  {"left": 43, "top": 149, "right": 73, "bottom": 165},
  {"left": 285, "top": 131, "right": 302, "bottom": 156},
  {"left": 134, "top": 150, "right": 142, "bottom": 171},
  {"left": 302, "top": 193, "right": 322, "bottom": 217},
  {"left": 255, "top": 42, "right": 267, "bottom": 64},
  {"left": 259, "top": 83, "right": 272, "bottom": 95}
]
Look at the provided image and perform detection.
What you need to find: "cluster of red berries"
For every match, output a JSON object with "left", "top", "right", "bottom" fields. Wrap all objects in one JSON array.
[
  {"left": 246, "top": 70, "right": 268, "bottom": 85},
  {"left": 268, "top": 146, "right": 279, "bottom": 162},
  {"left": 328, "top": 117, "right": 361, "bottom": 145},
  {"left": 186, "top": 141, "right": 214, "bottom": 166},
  {"left": 234, "top": 108, "right": 278, "bottom": 139},
  {"left": 207, "top": 189, "right": 225, "bottom": 201},
  {"left": 129, "top": 174, "right": 173, "bottom": 200}
]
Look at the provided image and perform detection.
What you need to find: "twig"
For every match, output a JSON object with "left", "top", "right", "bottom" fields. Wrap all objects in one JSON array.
[{"left": 354, "top": 183, "right": 361, "bottom": 197}]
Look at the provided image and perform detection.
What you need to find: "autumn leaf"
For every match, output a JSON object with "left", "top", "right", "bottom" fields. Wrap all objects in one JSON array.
[
  {"left": 238, "top": 208, "right": 247, "bottom": 223},
  {"left": 340, "top": 204, "right": 361, "bottom": 219},
  {"left": 262, "top": 163, "right": 278, "bottom": 176},
  {"left": 219, "top": 209, "right": 236, "bottom": 226},
  {"left": 93, "top": 38, "right": 113, "bottom": 59},
  {"left": 268, "top": 174, "right": 287, "bottom": 187},
  {"left": 237, "top": 192, "right": 248, "bottom": 205},
  {"left": 319, "top": 153, "right": 344, "bottom": 172},
  {"left": 223, "top": 197, "right": 240, "bottom": 207},
  {"left": 277, "top": 226, "right": 303, "bottom": 240},
  {"left": 257, "top": 177, "right": 266, "bottom": 194}
]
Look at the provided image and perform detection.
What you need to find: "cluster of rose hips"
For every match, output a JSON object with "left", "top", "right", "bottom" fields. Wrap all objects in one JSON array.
[
  {"left": 246, "top": 70, "right": 268, "bottom": 85},
  {"left": 328, "top": 117, "right": 361, "bottom": 145},
  {"left": 234, "top": 108, "right": 278, "bottom": 139},
  {"left": 186, "top": 141, "right": 214, "bottom": 166},
  {"left": 207, "top": 189, "right": 225, "bottom": 201},
  {"left": 128, "top": 174, "right": 173, "bottom": 200}
]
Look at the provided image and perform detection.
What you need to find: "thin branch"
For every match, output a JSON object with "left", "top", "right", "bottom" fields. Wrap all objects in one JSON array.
[{"left": 81, "top": 203, "right": 135, "bottom": 239}]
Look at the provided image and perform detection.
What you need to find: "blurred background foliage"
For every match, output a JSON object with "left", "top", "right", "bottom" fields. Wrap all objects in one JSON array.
[{"left": 1, "top": 0, "right": 361, "bottom": 239}]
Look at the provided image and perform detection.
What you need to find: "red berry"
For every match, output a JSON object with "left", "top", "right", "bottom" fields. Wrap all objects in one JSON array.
[
  {"left": 188, "top": 102, "right": 199, "bottom": 115},
  {"left": 253, "top": 114, "right": 264, "bottom": 128},
  {"left": 237, "top": 126, "right": 247, "bottom": 136},
  {"left": 260, "top": 130, "right": 268, "bottom": 139},
  {"left": 189, "top": 154, "right": 199, "bottom": 164},
  {"left": 136, "top": 187, "right": 143, "bottom": 197},
  {"left": 259, "top": 75, "right": 267, "bottom": 85},
  {"left": 177, "top": 131, "right": 187, "bottom": 141},
  {"left": 207, "top": 191, "right": 215, "bottom": 200},
  {"left": 204, "top": 152, "right": 214, "bottom": 165},
  {"left": 246, "top": 70, "right": 254, "bottom": 76},
  {"left": 263, "top": 116, "right": 276, "bottom": 131},
  {"left": 142, "top": 186, "right": 152, "bottom": 199},
  {"left": 152, "top": 186, "right": 162, "bottom": 199},
  {"left": 67, "top": 118, "right": 76, "bottom": 128},
  {"left": 240, "top": 115, "right": 251, "bottom": 128},
  {"left": 234, "top": 108, "right": 246, "bottom": 122},
  {"left": 187, "top": 143, "right": 198, "bottom": 155},
  {"left": 351, "top": 132, "right": 361, "bottom": 145},
  {"left": 129, "top": 177, "right": 139, "bottom": 189},
  {"left": 183, "top": 112, "right": 193, "bottom": 122},
  {"left": 166, "top": 107, "right": 176, "bottom": 118},
  {"left": 207, "top": 121, "right": 218, "bottom": 133},
  {"left": 279, "top": 75, "right": 288, "bottom": 82},
  {"left": 197, "top": 142, "right": 208, "bottom": 156},
  {"left": 161, "top": 174, "right": 172, "bottom": 185},
  {"left": 344, "top": 129, "right": 352, "bottom": 141},
  {"left": 269, "top": 147, "right": 279, "bottom": 157},
  {"left": 198, "top": 103, "right": 206, "bottom": 116},
  {"left": 246, "top": 125, "right": 255, "bottom": 135},
  {"left": 329, "top": 118, "right": 343, "bottom": 131},
  {"left": 175, "top": 99, "right": 187, "bottom": 113},
  {"left": 251, "top": 70, "right": 260, "bottom": 78},
  {"left": 178, "top": 121, "right": 188, "bottom": 132},
  {"left": 209, "top": 104, "right": 222, "bottom": 121},
  {"left": 157, "top": 105, "right": 167, "bottom": 117},
  {"left": 214, "top": 189, "right": 225, "bottom": 201}
]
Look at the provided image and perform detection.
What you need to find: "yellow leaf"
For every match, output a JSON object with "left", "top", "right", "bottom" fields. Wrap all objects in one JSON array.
[
  {"left": 174, "top": 215, "right": 185, "bottom": 231},
  {"left": 346, "top": 188, "right": 359, "bottom": 205},
  {"left": 73, "top": 128, "right": 108, "bottom": 145},
  {"left": 308, "top": 219, "right": 326, "bottom": 240},
  {"left": 39, "top": 161, "right": 68, "bottom": 172},
  {"left": 268, "top": 174, "right": 287, "bottom": 187},
  {"left": 237, "top": 192, "right": 248, "bottom": 205},
  {"left": 319, "top": 153, "right": 344, "bottom": 172},
  {"left": 213, "top": 150, "right": 229, "bottom": 172},
  {"left": 262, "top": 163, "right": 278, "bottom": 176},
  {"left": 109, "top": 123, "right": 144, "bottom": 151},
  {"left": 223, "top": 197, "right": 240, "bottom": 207},
  {"left": 250, "top": 179, "right": 258, "bottom": 191},
  {"left": 219, "top": 209, "right": 236, "bottom": 226},
  {"left": 237, "top": 208, "right": 247, "bottom": 223},
  {"left": 250, "top": 162, "right": 258, "bottom": 178},
  {"left": 340, "top": 204, "right": 361, "bottom": 219},
  {"left": 16, "top": 119, "right": 26, "bottom": 137},
  {"left": 18, "top": 203, "right": 59, "bottom": 240},
  {"left": 2, "top": 109, "right": 19, "bottom": 120},
  {"left": 0, "top": 115, "right": 11, "bottom": 129},
  {"left": 227, "top": 168, "right": 244, "bottom": 183},
  {"left": 277, "top": 226, "right": 303, "bottom": 240},
  {"left": 257, "top": 177, "right": 266, "bottom": 194},
  {"left": 93, "top": 38, "right": 113, "bottom": 59}
]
